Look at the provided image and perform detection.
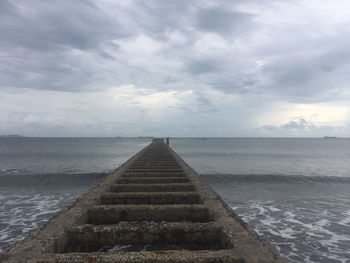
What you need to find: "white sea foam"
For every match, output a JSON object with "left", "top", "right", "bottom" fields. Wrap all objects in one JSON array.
[
  {"left": 0, "top": 192, "right": 81, "bottom": 252},
  {"left": 107, "top": 244, "right": 132, "bottom": 252},
  {"left": 0, "top": 169, "right": 19, "bottom": 174},
  {"left": 339, "top": 210, "right": 350, "bottom": 225},
  {"left": 231, "top": 200, "right": 350, "bottom": 263},
  {"left": 279, "top": 227, "right": 296, "bottom": 239},
  {"left": 268, "top": 205, "right": 280, "bottom": 212}
]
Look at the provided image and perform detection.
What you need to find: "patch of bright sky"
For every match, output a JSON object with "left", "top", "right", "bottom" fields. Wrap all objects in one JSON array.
[{"left": 256, "top": 103, "right": 349, "bottom": 127}]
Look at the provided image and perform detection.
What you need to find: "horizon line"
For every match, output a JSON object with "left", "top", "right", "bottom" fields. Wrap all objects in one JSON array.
[{"left": 0, "top": 135, "right": 348, "bottom": 139}]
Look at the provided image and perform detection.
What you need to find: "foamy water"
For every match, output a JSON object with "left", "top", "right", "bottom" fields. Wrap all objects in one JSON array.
[
  {"left": 0, "top": 193, "right": 65, "bottom": 249},
  {"left": 200, "top": 173, "right": 350, "bottom": 263},
  {"left": 231, "top": 201, "right": 350, "bottom": 262},
  {"left": 0, "top": 173, "right": 106, "bottom": 253}
]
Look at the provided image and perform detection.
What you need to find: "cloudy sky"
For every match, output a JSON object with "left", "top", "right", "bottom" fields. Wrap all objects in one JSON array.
[{"left": 1, "top": 0, "right": 350, "bottom": 137}]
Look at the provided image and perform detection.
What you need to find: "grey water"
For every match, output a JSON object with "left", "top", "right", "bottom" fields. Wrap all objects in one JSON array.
[
  {"left": 171, "top": 138, "right": 350, "bottom": 263},
  {"left": 0, "top": 137, "right": 149, "bottom": 252},
  {"left": 1, "top": 138, "right": 350, "bottom": 262}
]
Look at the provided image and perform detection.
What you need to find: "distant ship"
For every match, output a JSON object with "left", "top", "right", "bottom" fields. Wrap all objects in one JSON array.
[{"left": 324, "top": 136, "right": 337, "bottom": 139}]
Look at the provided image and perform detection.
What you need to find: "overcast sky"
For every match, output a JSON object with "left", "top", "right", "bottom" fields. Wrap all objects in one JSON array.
[{"left": 1, "top": 0, "right": 350, "bottom": 137}]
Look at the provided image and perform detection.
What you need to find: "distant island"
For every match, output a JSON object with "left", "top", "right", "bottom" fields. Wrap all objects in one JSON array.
[
  {"left": 324, "top": 136, "right": 337, "bottom": 139},
  {"left": 0, "top": 135, "right": 23, "bottom": 138}
]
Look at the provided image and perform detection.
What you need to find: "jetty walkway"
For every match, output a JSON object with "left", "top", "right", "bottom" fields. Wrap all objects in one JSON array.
[{"left": 1, "top": 141, "right": 285, "bottom": 262}]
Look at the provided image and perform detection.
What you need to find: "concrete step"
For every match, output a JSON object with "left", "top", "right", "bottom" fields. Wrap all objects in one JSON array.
[
  {"left": 132, "top": 161, "right": 181, "bottom": 167},
  {"left": 64, "top": 222, "right": 226, "bottom": 253},
  {"left": 43, "top": 251, "right": 244, "bottom": 263},
  {"left": 116, "top": 177, "right": 189, "bottom": 184},
  {"left": 110, "top": 183, "right": 195, "bottom": 192},
  {"left": 133, "top": 161, "right": 179, "bottom": 164},
  {"left": 122, "top": 172, "right": 186, "bottom": 177},
  {"left": 136, "top": 158, "right": 176, "bottom": 162},
  {"left": 125, "top": 170, "right": 183, "bottom": 173},
  {"left": 135, "top": 163, "right": 179, "bottom": 166},
  {"left": 137, "top": 154, "right": 174, "bottom": 157},
  {"left": 128, "top": 165, "right": 182, "bottom": 169},
  {"left": 100, "top": 192, "right": 202, "bottom": 205},
  {"left": 86, "top": 204, "right": 211, "bottom": 224}
]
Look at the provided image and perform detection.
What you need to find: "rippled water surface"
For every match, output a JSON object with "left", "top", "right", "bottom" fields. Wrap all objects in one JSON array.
[
  {"left": 0, "top": 137, "right": 148, "bottom": 252},
  {"left": 171, "top": 138, "right": 350, "bottom": 263},
  {"left": 1, "top": 137, "right": 350, "bottom": 262}
]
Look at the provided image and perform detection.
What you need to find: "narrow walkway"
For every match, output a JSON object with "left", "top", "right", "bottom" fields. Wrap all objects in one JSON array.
[
  {"left": 70, "top": 142, "right": 218, "bottom": 254},
  {"left": 1, "top": 141, "right": 286, "bottom": 263}
]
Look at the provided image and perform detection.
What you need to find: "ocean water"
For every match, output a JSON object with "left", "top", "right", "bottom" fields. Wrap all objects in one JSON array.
[
  {"left": 1, "top": 137, "right": 350, "bottom": 262},
  {"left": 0, "top": 137, "right": 149, "bottom": 253},
  {"left": 171, "top": 138, "right": 350, "bottom": 263}
]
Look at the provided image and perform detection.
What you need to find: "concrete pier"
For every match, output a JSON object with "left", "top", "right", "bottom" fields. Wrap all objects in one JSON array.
[{"left": 1, "top": 141, "right": 286, "bottom": 262}]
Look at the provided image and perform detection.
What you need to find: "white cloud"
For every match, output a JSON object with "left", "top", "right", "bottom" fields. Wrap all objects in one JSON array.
[{"left": 256, "top": 103, "right": 349, "bottom": 126}]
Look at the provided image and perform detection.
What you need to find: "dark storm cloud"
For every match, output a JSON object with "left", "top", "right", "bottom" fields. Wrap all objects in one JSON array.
[
  {"left": 0, "top": 0, "right": 133, "bottom": 91},
  {"left": 0, "top": 0, "right": 263, "bottom": 94},
  {"left": 186, "top": 58, "right": 223, "bottom": 75},
  {"left": 0, "top": 0, "right": 17, "bottom": 16},
  {"left": 130, "top": 0, "right": 195, "bottom": 39},
  {"left": 196, "top": 7, "right": 254, "bottom": 35},
  {"left": 1, "top": 0, "right": 350, "bottom": 100},
  {"left": 262, "top": 47, "right": 350, "bottom": 102},
  {"left": 207, "top": 71, "right": 261, "bottom": 94},
  {"left": 0, "top": 1, "right": 113, "bottom": 51},
  {"left": 195, "top": 94, "right": 218, "bottom": 113},
  {"left": 0, "top": 50, "right": 101, "bottom": 91}
]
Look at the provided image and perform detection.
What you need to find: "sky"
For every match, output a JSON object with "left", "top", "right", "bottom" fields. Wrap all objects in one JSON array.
[{"left": 1, "top": 0, "right": 350, "bottom": 137}]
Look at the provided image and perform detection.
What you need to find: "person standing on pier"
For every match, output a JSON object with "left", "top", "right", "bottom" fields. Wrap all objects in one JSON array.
[{"left": 166, "top": 137, "right": 169, "bottom": 146}]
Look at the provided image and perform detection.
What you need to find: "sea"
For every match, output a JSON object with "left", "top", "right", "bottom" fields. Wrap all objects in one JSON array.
[{"left": 0, "top": 137, "right": 349, "bottom": 262}]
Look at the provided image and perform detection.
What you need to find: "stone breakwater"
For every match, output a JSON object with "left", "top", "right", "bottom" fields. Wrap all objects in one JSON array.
[{"left": 1, "top": 141, "right": 286, "bottom": 262}]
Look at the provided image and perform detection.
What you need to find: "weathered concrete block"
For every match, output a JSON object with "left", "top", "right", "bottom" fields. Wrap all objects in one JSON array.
[
  {"left": 64, "top": 222, "right": 226, "bottom": 253},
  {"left": 87, "top": 204, "right": 210, "bottom": 224},
  {"left": 100, "top": 192, "right": 202, "bottom": 205},
  {"left": 122, "top": 172, "right": 186, "bottom": 177},
  {"left": 109, "top": 183, "right": 194, "bottom": 192},
  {"left": 116, "top": 177, "right": 189, "bottom": 184}
]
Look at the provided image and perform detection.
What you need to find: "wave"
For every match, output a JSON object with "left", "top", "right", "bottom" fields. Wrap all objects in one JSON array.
[
  {"left": 230, "top": 200, "right": 350, "bottom": 263},
  {"left": 0, "top": 172, "right": 107, "bottom": 188},
  {"left": 201, "top": 173, "right": 350, "bottom": 185},
  {"left": 0, "top": 168, "right": 20, "bottom": 174}
]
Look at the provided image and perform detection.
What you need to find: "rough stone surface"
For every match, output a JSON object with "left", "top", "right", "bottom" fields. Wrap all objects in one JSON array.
[
  {"left": 86, "top": 204, "right": 210, "bottom": 224},
  {"left": 0, "top": 141, "right": 287, "bottom": 263}
]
